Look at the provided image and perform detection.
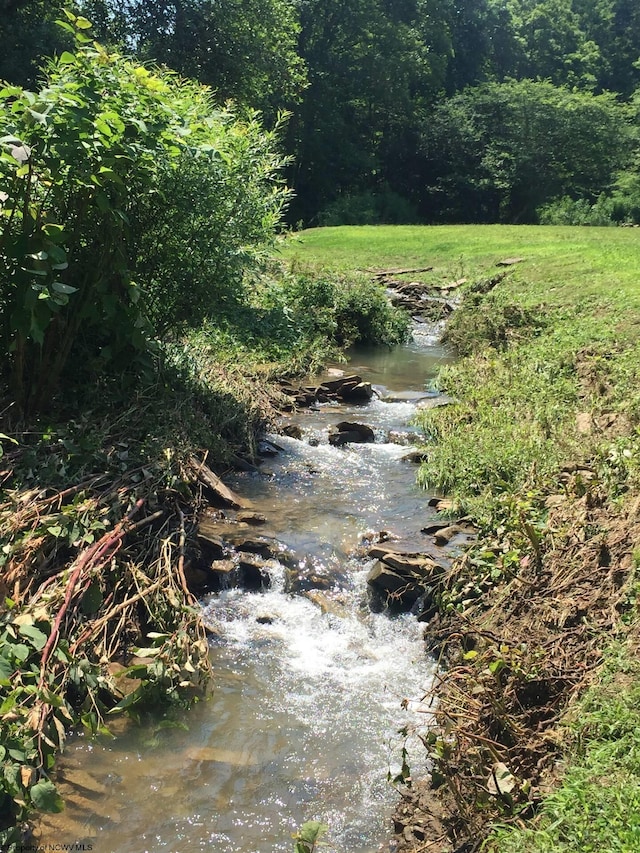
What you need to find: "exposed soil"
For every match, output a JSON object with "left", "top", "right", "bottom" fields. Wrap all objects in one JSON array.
[{"left": 392, "top": 455, "right": 640, "bottom": 852}]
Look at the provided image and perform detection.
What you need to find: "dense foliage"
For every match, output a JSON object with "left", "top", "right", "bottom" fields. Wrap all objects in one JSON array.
[
  {"left": 4, "top": 0, "right": 640, "bottom": 225},
  {"left": 0, "top": 13, "right": 288, "bottom": 415},
  {"left": 421, "top": 80, "right": 631, "bottom": 223}
]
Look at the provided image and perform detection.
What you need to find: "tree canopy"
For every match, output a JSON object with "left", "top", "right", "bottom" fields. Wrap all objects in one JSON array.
[{"left": 2, "top": 0, "right": 640, "bottom": 225}]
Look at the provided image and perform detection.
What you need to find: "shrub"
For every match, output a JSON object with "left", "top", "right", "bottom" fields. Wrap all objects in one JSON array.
[
  {"left": 317, "top": 188, "right": 419, "bottom": 226},
  {"left": 0, "top": 14, "right": 288, "bottom": 416}
]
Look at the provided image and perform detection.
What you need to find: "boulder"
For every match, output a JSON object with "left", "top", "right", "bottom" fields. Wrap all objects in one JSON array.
[
  {"left": 257, "top": 439, "right": 282, "bottom": 457},
  {"left": 281, "top": 423, "right": 303, "bottom": 440},
  {"left": 431, "top": 523, "right": 475, "bottom": 546},
  {"left": 366, "top": 562, "right": 423, "bottom": 611},
  {"left": 401, "top": 450, "right": 429, "bottom": 464},
  {"left": 338, "top": 380, "right": 374, "bottom": 402},
  {"left": 366, "top": 542, "right": 448, "bottom": 613},
  {"left": 375, "top": 552, "right": 436, "bottom": 579},
  {"left": 196, "top": 523, "right": 227, "bottom": 560},
  {"left": 317, "top": 373, "right": 364, "bottom": 394},
  {"left": 329, "top": 421, "right": 375, "bottom": 446}
]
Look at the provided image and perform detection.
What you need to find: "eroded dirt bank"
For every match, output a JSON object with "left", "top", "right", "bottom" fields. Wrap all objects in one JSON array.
[{"left": 388, "top": 273, "right": 640, "bottom": 852}]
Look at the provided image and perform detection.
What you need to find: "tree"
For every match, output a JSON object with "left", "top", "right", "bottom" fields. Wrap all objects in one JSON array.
[
  {"left": 287, "top": 0, "right": 449, "bottom": 224},
  {"left": 0, "top": 0, "right": 73, "bottom": 86},
  {"left": 80, "top": 0, "right": 306, "bottom": 121},
  {"left": 420, "top": 79, "right": 631, "bottom": 222},
  {"left": 505, "top": 0, "right": 603, "bottom": 89}
]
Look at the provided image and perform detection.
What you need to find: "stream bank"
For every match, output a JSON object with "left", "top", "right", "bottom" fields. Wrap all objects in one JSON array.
[{"left": 383, "top": 268, "right": 640, "bottom": 853}]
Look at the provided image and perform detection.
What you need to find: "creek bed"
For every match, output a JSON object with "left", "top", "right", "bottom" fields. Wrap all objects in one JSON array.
[{"left": 34, "top": 329, "right": 455, "bottom": 853}]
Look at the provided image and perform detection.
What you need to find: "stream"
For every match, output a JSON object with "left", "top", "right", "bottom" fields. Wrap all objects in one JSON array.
[{"left": 34, "top": 326, "right": 455, "bottom": 853}]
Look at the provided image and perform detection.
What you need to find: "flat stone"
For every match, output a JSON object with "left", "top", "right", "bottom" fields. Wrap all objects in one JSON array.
[
  {"left": 318, "top": 374, "right": 364, "bottom": 394},
  {"left": 236, "top": 511, "right": 267, "bottom": 525},
  {"left": 367, "top": 561, "right": 410, "bottom": 592},
  {"left": 281, "top": 423, "right": 303, "bottom": 440},
  {"left": 209, "top": 559, "right": 236, "bottom": 575},
  {"left": 433, "top": 524, "right": 475, "bottom": 545},
  {"left": 496, "top": 256, "right": 525, "bottom": 266}
]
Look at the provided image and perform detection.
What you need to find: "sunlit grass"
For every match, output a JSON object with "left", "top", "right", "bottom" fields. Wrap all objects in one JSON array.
[{"left": 488, "top": 639, "right": 640, "bottom": 853}]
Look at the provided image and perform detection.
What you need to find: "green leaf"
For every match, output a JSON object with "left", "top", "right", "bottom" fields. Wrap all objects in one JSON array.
[
  {"left": 108, "top": 684, "right": 146, "bottom": 714},
  {"left": 27, "top": 110, "right": 49, "bottom": 126},
  {"left": 80, "top": 582, "right": 103, "bottom": 616},
  {"left": 58, "top": 52, "right": 76, "bottom": 66},
  {"left": 18, "top": 624, "right": 48, "bottom": 651},
  {"left": 30, "top": 780, "right": 65, "bottom": 813},
  {"left": 11, "top": 643, "right": 30, "bottom": 663},
  {"left": 131, "top": 647, "right": 162, "bottom": 657},
  {"left": 54, "top": 19, "right": 76, "bottom": 35},
  {"left": 43, "top": 223, "right": 66, "bottom": 242},
  {"left": 75, "top": 17, "right": 92, "bottom": 29},
  {"left": 8, "top": 747, "right": 26, "bottom": 762},
  {"left": 297, "top": 821, "right": 329, "bottom": 845},
  {"left": 51, "top": 282, "right": 78, "bottom": 296},
  {"left": 0, "top": 656, "right": 13, "bottom": 685}
]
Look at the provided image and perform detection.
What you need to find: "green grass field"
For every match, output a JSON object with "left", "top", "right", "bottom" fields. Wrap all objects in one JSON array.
[
  {"left": 283, "top": 222, "right": 639, "bottom": 291},
  {"left": 282, "top": 224, "right": 640, "bottom": 325}
]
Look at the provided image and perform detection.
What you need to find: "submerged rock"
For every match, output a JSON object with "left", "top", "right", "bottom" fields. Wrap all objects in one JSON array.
[
  {"left": 235, "top": 510, "right": 268, "bottom": 526},
  {"left": 304, "top": 590, "right": 350, "bottom": 618}
]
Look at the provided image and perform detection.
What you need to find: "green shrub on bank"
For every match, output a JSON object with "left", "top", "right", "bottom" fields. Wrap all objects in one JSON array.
[
  {"left": 253, "top": 266, "right": 411, "bottom": 353},
  {"left": 317, "top": 188, "right": 419, "bottom": 226},
  {"left": 0, "top": 13, "right": 288, "bottom": 416}
]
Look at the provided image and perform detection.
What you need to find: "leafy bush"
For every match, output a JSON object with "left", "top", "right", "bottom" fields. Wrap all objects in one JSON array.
[
  {"left": 257, "top": 267, "right": 411, "bottom": 351},
  {"left": 317, "top": 188, "right": 419, "bottom": 226},
  {"left": 537, "top": 195, "right": 618, "bottom": 226},
  {"left": 0, "top": 13, "right": 288, "bottom": 415},
  {"left": 442, "top": 295, "right": 547, "bottom": 356}
]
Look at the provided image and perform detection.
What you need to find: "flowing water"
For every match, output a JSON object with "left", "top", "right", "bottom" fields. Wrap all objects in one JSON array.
[{"left": 34, "top": 327, "right": 455, "bottom": 853}]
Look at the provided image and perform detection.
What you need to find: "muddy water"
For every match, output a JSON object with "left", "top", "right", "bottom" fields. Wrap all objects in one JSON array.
[{"left": 34, "top": 328, "right": 455, "bottom": 853}]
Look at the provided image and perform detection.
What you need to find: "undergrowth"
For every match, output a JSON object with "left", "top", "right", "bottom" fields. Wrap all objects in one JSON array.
[
  {"left": 488, "top": 638, "right": 640, "bottom": 853},
  {"left": 404, "top": 264, "right": 640, "bottom": 852}
]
